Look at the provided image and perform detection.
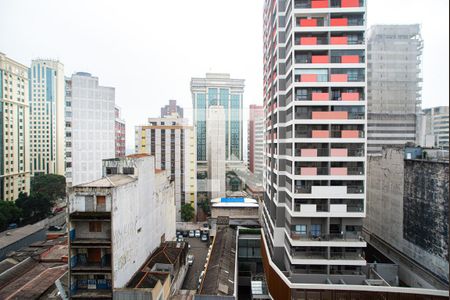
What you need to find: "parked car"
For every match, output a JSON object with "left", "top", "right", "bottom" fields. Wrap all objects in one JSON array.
[
  {"left": 176, "top": 231, "right": 181, "bottom": 236},
  {"left": 177, "top": 235, "right": 184, "bottom": 242},
  {"left": 182, "top": 231, "right": 189, "bottom": 237},
  {"left": 189, "top": 230, "right": 195, "bottom": 238},
  {"left": 202, "top": 223, "right": 209, "bottom": 228},
  {"left": 187, "top": 254, "right": 194, "bottom": 266},
  {"left": 201, "top": 234, "right": 208, "bottom": 242},
  {"left": 7, "top": 223, "right": 17, "bottom": 230},
  {"left": 195, "top": 230, "right": 201, "bottom": 238},
  {"left": 48, "top": 225, "right": 62, "bottom": 231}
]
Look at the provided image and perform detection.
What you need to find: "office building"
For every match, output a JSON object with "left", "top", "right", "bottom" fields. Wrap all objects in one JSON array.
[
  {"left": 29, "top": 59, "right": 65, "bottom": 175},
  {"left": 367, "top": 25, "right": 423, "bottom": 154},
  {"left": 262, "top": 0, "right": 369, "bottom": 295},
  {"left": 115, "top": 106, "right": 126, "bottom": 158},
  {"left": 68, "top": 154, "right": 176, "bottom": 298},
  {"left": 135, "top": 114, "right": 197, "bottom": 221},
  {"left": 191, "top": 73, "right": 245, "bottom": 165},
  {"left": 65, "top": 72, "right": 115, "bottom": 187},
  {"left": 419, "top": 106, "right": 449, "bottom": 150},
  {"left": 161, "top": 99, "right": 183, "bottom": 118},
  {"left": 0, "top": 53, "right": 30, "bottom": 201},
  {"left": 366, "top": 146, "right": 448, "bottom": 290},
  {"left": 206, "top": 106, "right": 226, "bottom": 199},
  {"left": 248, "top": 104, "right": 265, "bottom": 177}
]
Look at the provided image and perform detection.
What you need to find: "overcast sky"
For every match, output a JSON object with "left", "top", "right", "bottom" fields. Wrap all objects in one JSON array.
[{"left": 0, "top": 0, "right": 448, "bottom": 152}]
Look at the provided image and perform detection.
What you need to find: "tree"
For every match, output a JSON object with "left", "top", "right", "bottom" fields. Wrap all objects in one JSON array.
[
  {"left": 16, "top": 192, "right": 54, "bottom": 224},
  {"left": 198, "top": 200, "right": 211, "bottom": 215},
  {"left": 0, "top": 200, "right": 22, "bottom": 231},
  {"left": 180, "top": 204, "right": 195, "bottom": 222},
  {"left": 31, "top": 174, "right": 66, "bottom": 201}
]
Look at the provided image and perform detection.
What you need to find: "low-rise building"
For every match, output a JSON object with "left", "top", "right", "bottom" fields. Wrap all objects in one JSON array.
[
  {"left": 67, "top": 154, "right": 176, "bottom": 298},
  {"left": 211, "top": 198, "right": 259, "bottom": 221}
]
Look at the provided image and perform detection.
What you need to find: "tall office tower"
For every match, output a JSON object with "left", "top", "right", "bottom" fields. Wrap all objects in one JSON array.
[
  {"left": 419, "top": 106, "right": 449, "bottom": 150},
  {"left": 135, "top": 114, "right": 197, "bottom": 221},
  {"left": 248, "top": 104, "right": 265, "bottom": 178},
  {"left": 68, "top": 155, "right": 176, "bottom": 298},
  {"left": 0, "top": 53, "right": 30, "bottom": 201},
  {"left": 115, "top": 106, "right": 126, "bottom": 158},
  {"left": 29, "top": 59, "right": 65, "bottom": 176},
  {"left": 207, "top": 106, "right": 226, "bottom": 199},
  {"left": 65, "top": 72, "right": 115, "bottom": 187},
  {"left": 161, "top": 99, "right": 184, "bottom": 118},
  {"left": 191, "top": 73, "right": 245, "bottom": 170},
  {"left": 367, "top": 25, "right": 423, "bottom": 154},
  {"left": 261, "top": 0, "right": 367, "bottom": 297}
]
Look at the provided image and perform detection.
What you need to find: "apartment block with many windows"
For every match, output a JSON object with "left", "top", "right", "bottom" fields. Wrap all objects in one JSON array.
[
  {"left": 248, "top": 104, "right": 265, "bottom": 178},
  {"left": 0, "top": 53, "right": 30, "bottom": 201},
  {"left": 261, "top": 0, "right": 368, "bottom": 295}
]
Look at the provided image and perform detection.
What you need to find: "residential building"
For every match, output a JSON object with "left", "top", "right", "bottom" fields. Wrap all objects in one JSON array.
[
  {"left": 161, "top": 99, "right": 183, "bottom": 118},
  {"left": 207, "top": 106, "right": 226, "bottom": 199},
  {"left": 0, "top": 53, "right": 30, "bottom": 201},
  {"left": 135, "top": 114, "right": 197, "bottom": 221},
  {"left": 29, "top": 59, "right": 65, "bottom": 175},
  {"left": 248, "top": 104, "right": 265, "bottom": 178},
  {"left": 65, "top": 72, "right": 115, "bottom": 187},
  {"left": 419, "top": 106, "right": 449, "bottom": 150},
  {"left": 68, "top": 154, "right": 176, "bottom": 298},
  {"left": 191, "top": 73, "right": 245, "bottom": 165},
  {"left": 262, "top": 0, "right": 372, "bottom": 296},
  {"left": 367, "top": 25, "right": 423, "bottom": 154},
  {"left": 115, "top": 106, "right": 126, "bottom": 158},
  {"left": 365, "top": 146, "right": 448, "bottom": 290}
]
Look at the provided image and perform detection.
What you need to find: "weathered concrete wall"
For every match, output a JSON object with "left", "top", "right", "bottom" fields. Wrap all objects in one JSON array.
[
  {"left": 112, "top": 157, "right": 176, "bottom": 288},
  {"left": 211, "top": 207, "right": 259, "bottom": 219},
  {"left": 366, "top": 147, "right": 449, "bottom": 287},
  {"left": 403, "top": 159, "right": 449, "bottom": 283}
]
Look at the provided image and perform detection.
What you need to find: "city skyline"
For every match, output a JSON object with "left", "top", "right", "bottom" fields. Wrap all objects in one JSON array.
[{"left": 0, "top": 0, "right": 448, "bottom": 151}]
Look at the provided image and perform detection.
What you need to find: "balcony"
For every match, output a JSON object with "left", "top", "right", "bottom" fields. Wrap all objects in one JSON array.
[
  {"left": 330, "top": 36, "right": 348, "bottom": 45},
  {"left": 331, "top": 0, "right": 364, "bottom": 8},
  {"left": 331, "top": 55, "right": 363, "bottom": 64},
  {"left": 299, "top": 18, "right": 319, "bottom": 27},
  {"left": 312, "top": 111, "right": 348, "bottom": 120},
  {"left": 312, "top": 92, "right": 329, "bottom": 101},
  {"left": 330, "top": 167, "right": 347, "bottom": 176},
  {"left": 290, "top": 231, "right": 364, "bottom": 242},
  {"left": 341, "top": 92, "right": 360, "bottom": 100},
  {"left": 311, "top": 130, "right": 330, "bottom": 138},
  {"left": 298, "top": 36, "right": 328, "bottom": 46},
  {"left": 311, "top": 55, "right": 329, "bottom": 64},
  {"left": 330, "top": 74, "right": 348, "bottom": 82},
  {"left": 295, "top": 0, "right": 329, "bottom": 9},
  {"left": 330, "top": 18, "right": 348, "bottom": 26},
  {"left": 341, "top": 130, "right": 363, "bottom": 138}
]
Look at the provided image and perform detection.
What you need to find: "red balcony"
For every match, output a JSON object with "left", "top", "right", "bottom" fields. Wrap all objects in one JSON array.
[
  {"left": 312, "top": 111, "right": 349, "bottom": 120},
  {"left": 341, "top": 130, "right": 361, "bottom": 138},
  {"left": 341, "top": 55, "right": 360, "bottom": 63},
  {"left": 330, "top": 18, "right": 348, "bottom": 26},
  {"left": 341, "top": 0, "right": 360, "bottom": 8},
  {"left": 330, "top": 36, "right": 348, "bottom": 45},
  {"left": 300, "top": 19, "right": 318, "bottom": 27},
  {"left": 301, "top": 167, "right": 318, "bottom": 176},
  {"left": 312, "top": 55, "right": 329, "bottom": 64},
  {"left": 301, "top": 74, "right": 318, "bottom": 82},
  {"left": 301, "top": 149, "right": 318, "bottom": 157},
  {"left": 312, "top": 92, "right": 329, "bottom": 101},
  {"left": 312, "top": 130, "right": 330, "bottom": 138},
  {"left": 330, "top": 74, "right": 348, "bottom": 82},
  {"left": 312, "top": 0, "right": 329, "bottom": 8},
  {"left": 330, "top": 167, "right": 348, "bottom": 176},
  {"left": 342, "top": 92, "right": 360, "bottom": 101},
  {"left": 300, "top": 37, "right": 318, "bottom": 45},
  {"left": 331, "top": 148, "right": 348, "bottom": 157}
]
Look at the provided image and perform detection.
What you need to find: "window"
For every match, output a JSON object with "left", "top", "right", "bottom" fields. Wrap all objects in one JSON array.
[
  {"left": 106, "top": 167, "right": 117, "bottom": 175},
  {"left": 311, "top": 224, "right": 321, "bottom": 237},
  {"left": 294, "top": 224, "right": 307, "bottom": 235},
  {"left": 97, "top": 196, "right": 106, "bottom": 206},
  {"left": 123, "top": 167, "right": 134, "bottom": 175},
  {"left": 89, "top": 222, "right": 102, "bottom": 232}
]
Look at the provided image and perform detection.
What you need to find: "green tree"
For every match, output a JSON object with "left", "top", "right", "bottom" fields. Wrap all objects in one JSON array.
[
  {"left": 0, "top": 200, "right": 22, "bottom": 230},
  {"left": 180, "top": 204, "right": 195, "bottom": 222},
  {"left": 16, "top": 192, "right": 54, "bottom": 224},
  {"left": 31, "top": 174, "right": 66, "bottom": 201},
  {"left": 198, "top": 200, "right": 211, "bottom": 215}
]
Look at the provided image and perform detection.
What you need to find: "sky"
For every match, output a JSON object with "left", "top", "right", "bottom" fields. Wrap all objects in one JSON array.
[{"left": 0, "top": 0, "right": 448, "bottom": 152}]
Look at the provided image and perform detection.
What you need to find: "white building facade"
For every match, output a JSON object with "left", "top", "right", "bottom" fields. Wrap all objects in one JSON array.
[
  {"left": 261, "top": 0, "right": 368, "bottom": 290},
  {"left": 135, "top": 115, "right": 197, "bottom": 221},
  {"left": 419, "top": 106, "right": 449, "bottom": 150},
  {"left": 207, "top": 106, "right": 226, "bottom": 199},
  {"left": 68, "top": 155, "right": 176, "bottom": 298},
  {"left": 29, "top": 59, "right": 65, "bottom": 176},
  {"left": 65, "top": 72, "right": 115, "bottom": 187}
]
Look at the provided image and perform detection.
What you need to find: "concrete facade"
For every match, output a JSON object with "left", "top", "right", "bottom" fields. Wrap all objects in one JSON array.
[
  {"left": 115, "top": 106, "right": 126, "bottom": 158},
  {"left": 0, "top": 53, "right": 30, "bottom": 201},
  {"left": 29, "top": 59, "right": 65, "bottom": 176},
  {"left": 65, "top": 72, "right": 116, "bottom": 186},
  {"left": 418, "top": 106, "right": 449, "bottom": 150},
  {"left": 68, "top": 155, "right": 176, "bottom": 298},
  {"left": 207, "top": 106, "right": 226, "bottom": 199},
  {"left": 367, "top": 25, "right": 423, "bottom": 154},
  {"left": 161, "top": 99, "right": 183, "bottom": 118},
  {"left": 135, "top": 114, "right": 197, "bottom": 221},
  {"left": 365, "top": 147, "right": 449, "bottom": 289},
  {"left": 248, "top": 104, "right": 265, "bottom": 178}
]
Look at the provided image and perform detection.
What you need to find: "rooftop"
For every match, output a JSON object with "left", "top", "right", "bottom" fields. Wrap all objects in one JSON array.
[
  {"left": 199, "top": 227, "right": 236, "bottom": 297},
  {"left": 75, "top": 174, "right": 136, "bottom": 188},
  {"left": 0, "top": 224, "right": 46, "bottom": 249}
]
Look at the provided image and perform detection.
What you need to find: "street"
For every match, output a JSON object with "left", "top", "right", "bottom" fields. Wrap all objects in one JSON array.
[{"left": 181, "top": 237, "right": 209, "bottom": 291}]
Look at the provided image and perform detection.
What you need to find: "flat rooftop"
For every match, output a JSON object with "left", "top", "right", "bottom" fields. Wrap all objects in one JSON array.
[
  {"left": 76, "top": 174, "right": 136, "bottom": 188},
  {"left": 0, "top": 224, "right": 45, "bottom": 249}
]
